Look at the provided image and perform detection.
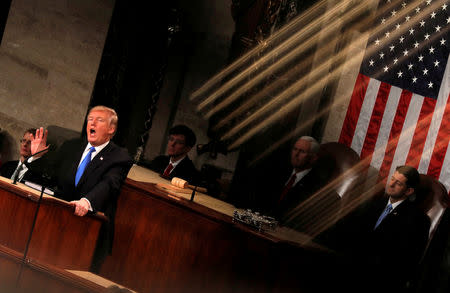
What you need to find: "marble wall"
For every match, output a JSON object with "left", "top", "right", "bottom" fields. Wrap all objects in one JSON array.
[{"left": 0, "top": 0, "right": 113, "bottom": 161}]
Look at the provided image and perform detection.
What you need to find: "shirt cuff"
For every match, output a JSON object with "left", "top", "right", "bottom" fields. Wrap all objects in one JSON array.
[
  {"left": 26, "top": 156, "right": 41, "bottom": 163},
  {"left": 81, "top": 197, "right": 93, "bottom": 211}
]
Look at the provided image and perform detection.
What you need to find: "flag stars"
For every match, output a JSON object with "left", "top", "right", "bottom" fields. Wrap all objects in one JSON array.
[
  {"left": 420, "top": 20, "right": 426, "bottom": 27},
  {"left": 424, "top": 33, "right": 430, "bottom": 40},
  {"left": 381, "top": 18, "right": 386, "bottom": 24},
  {"left": 407, "top": 63, "right": 413, "bottom": 70},
  {"left": 401, "top": 2, "right": 406, "bottom": 8},
  {"left": 385, "top": 31, "right": 391, "bottom": 38},
  {"left": 405, "top": 15, "right": 411, "bottom": 22},
  {"left": 391, "top": 10, "right": 397, "bottom": 17},
  {"left": 409, "top": 28, "right": 415, "bottom": 35},
  {"left": 440, "top": 38, "right": 447, "bottom": 45},
  {"left": 394, "top": 58, "right": 399, "bottom": 64},
  {"left": 379, "top": 52, "right": 385, "bottom": 59},
  {"left": 447, "top": 16, "right": 450, "bottom": 23},
  {"left": 403, "top": 49, "right": 409, "bottom": 56},
  {"left": 429, "top": 46, "right": 435, "bottom": 54},
  {"left": 414, "top": 41, "right": 420, "bottom": 48},
  {"left": 369, "top": 59, "right": 375, "bottom": 66},
  {"left": 390, "top": 45, "right": 395, "bottom": 51},
  {"left": 442, "top": 4, "right": 447, "bottom": 10},
  {"left": 384, "top": 66, "right": 389, "bottom": 72},
  {"left": 412, "top": 76, "right": 418, "bottom": 83},
  {"left": 375, "top": 38, "right": 381, "bottom": 45},
  {"left": 428, "top": 81, "right": 433, "bottom": 88},
  {"left": 399, "top": 36, "right": 405, "bottom": 43},
  {"left": 423, "top": 68, "right": 429, "bottom": 75},
  {"left": 418, "top": 55, "right": 424, "bottom": 61},
  {"left": 426, "top": 0, "right": 431, "bottom": 5},
  {"left": 415, "top": 7, "right": 421, "bottom": 13},
  {"left": 435, "top": 25, "right": 441, "bottom": 32},
  {"left": 434, "top": 60, "right": 440, "bottom": 67},
  {"left": 397, "top": 71, "right": 403, "bottom": 78},
  {"left": 395, "top": 23, "right": 401, "bottom": 30},
  {"left": 431, "top": 11, "right": 436, "bottom": 18}
]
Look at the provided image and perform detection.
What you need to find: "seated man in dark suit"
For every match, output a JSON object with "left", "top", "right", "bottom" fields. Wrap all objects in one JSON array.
[
  {"left": 147, "top": 124, "right": 200, "bottom": 185},
  {"left": 0, "top": 128, "right": 37, "bottom": 182},
  {"left": 271, "top": 136, "right": 339, "bottom": 234},
  {"left": 336, "top": 165, "right": 430, "bottom": 293},
  {"left": 28, "top": 105, "right": 133, "bottom": 272},
  {"left": 239, "top": 136, "right": 338, "bottom": 236}
]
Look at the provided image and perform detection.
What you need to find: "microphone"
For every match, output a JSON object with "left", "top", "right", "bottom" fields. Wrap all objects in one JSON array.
[{"left": 12, "top": 148, "right": 50, "bottom": 185}]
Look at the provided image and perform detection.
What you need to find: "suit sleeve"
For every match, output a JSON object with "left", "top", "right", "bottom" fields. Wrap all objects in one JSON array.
[{"left": 26, "top": 141, "right": 70, "bottom": 187}]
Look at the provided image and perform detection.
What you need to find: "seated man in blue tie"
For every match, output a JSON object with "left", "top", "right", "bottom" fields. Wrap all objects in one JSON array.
[
  {"left": 147, "top": 124, "right": 200, "bottom": 185},
  {"left": 28, "top": 105, "right": 133, "bottom": 272},
  {"left": 335, "top": 165, "right": 430, "bottom": 293}
]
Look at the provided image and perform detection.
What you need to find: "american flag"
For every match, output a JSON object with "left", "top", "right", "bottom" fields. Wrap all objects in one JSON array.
[{"left": 339, "top": 0, "right": 450, "bottom": 191}]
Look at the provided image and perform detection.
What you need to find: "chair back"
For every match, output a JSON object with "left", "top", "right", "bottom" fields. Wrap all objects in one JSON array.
[
  {"left": 318, "top": 142, "right": 361, "bottom": 199},
  {"left": 416, "top": 174, "right": 449, "bottom": 238}
]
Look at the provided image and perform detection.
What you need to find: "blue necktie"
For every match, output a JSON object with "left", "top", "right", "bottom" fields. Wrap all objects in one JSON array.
[
  {"left": 374, "top": 203, "right": 393, "bottom": 229},
  {"left": 75, "top": 146, "right": 95, "bottom": 186}
]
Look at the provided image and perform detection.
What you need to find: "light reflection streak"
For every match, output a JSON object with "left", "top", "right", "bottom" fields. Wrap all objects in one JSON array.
[
  {"left": 197, "top": 1, "right": 368, "bottom": 114},
  {"left": 220, "top": 0, "right": 438, "bottom": 150},
  {"left": 187, "top": 0, "right": 446, "bottom": 240}
]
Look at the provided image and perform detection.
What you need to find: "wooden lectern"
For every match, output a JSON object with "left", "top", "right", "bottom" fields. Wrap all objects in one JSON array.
[{"left": 0, "top": 177, "right": 107, "bottom": 270}]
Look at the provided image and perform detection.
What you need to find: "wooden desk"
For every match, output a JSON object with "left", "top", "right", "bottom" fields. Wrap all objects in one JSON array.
[
  {"left": 98, "top": 166, "right": 333, "bottom": 293},
  {"left": 0, "top": 177, "right": 107, "bottom": 270},
  {"left": 0, "top": 244, "right": 134, "bottom": 293}
]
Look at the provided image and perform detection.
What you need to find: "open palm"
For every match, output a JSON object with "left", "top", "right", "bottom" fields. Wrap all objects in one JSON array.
[{"left": 31, "top": 127, "right": 50, "bottom": 157}]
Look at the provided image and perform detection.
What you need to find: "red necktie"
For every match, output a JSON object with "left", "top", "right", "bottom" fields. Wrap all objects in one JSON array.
[
  {"left": 162, "top": 163, "right": 174, "bottom": 177},
  {"left": 279, "top": 173, "right": 297, "bottom": 203}
]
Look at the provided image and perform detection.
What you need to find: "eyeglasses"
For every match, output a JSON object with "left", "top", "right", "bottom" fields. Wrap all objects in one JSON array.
[{"left": 20, "top": 139, "right": 32, "bottom": 146}]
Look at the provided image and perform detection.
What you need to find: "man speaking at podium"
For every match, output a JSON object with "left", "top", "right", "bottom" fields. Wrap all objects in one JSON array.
[{"left": 27, "top": 105, "right": 133, "bottom": 271}]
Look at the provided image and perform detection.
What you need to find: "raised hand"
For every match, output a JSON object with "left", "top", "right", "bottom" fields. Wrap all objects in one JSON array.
[{"left": 31, "top": 127, "right": 50, "bottom": 158}]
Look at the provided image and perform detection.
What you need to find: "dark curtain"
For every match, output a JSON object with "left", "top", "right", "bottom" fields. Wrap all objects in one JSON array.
[
  {"left": 88, "top": 0, "right": 171, "bottom": 159},
  {"left": 0, "top": 0, "right": 12, "bottom": 45}
]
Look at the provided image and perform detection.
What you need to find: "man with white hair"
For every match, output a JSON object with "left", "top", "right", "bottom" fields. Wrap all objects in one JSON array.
[{"left": 273, "top": 136, "right": 339, "bottom": 232}]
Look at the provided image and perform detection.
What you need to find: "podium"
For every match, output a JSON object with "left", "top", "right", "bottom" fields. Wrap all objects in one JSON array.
[
  {"left": 98, "top": 166, "right": 334, "bottom": 293},
  {"left": 0, "top": 177, "right": 107, "bottom": 270}
]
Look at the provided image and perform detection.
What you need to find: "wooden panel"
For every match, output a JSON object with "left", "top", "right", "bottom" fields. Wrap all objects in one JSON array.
[
  {"left": 0, "top": 244, "right": 109, "bottom": 293},
  {"left": 99, "top": 178, "right": 332, "bottom": 293},
  {"left": 0, "top": 178, "right": 106, "bottom": 270}
]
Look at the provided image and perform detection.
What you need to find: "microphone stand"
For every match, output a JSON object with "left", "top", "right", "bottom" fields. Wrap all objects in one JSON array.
[
  {"left": 13, "top": 148, "right": 50, "bottom": 288},
  {"left": 190, "top": 186, "right": 197, "bottom": 201},
  {"left": 12, "top": 148, "right": 49, "bottom": 185},
  {"left": 15, "top": 183, "right": 46, "bottom": 288}
]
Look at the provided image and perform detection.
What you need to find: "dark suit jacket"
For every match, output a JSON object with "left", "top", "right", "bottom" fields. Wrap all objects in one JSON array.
[
  {"left": 148, "top": 155, "right": 200, "bottom": 185},
  {"left": 272, "top": 166, "right": 341, "bottom": 236},
  {"left": 27, "top": 138, "right": 133, "bottom": 268},
  {"left": 237, "top": 154, "right": 339, "bottom": 239},
  {"left": 337, "top": 195, "right": 430, "bottom": 292},
  {"left": 0, "top": 160, "right": 45, "bottom": 184}
]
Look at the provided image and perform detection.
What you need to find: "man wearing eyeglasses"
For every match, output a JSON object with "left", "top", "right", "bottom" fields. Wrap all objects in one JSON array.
[{"left": 0, "top": 128, "right": 41, "bottom": 183}]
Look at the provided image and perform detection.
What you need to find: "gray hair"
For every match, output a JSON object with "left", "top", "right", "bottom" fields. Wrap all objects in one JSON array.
[{"left": 297, "top": 136, "right": 320, "bottom": 153}]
